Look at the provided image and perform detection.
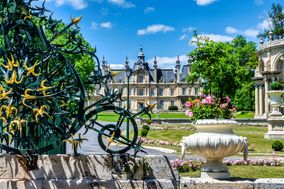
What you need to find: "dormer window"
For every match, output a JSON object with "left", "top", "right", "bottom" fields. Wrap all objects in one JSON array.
[{"left": 138, "top": 75, "right": 144, "bottom": 83}]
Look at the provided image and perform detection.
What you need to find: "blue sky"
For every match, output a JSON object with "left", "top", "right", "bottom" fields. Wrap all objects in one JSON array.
[{"left": 40, "top": 0, "right": 283, "bottom": 69}]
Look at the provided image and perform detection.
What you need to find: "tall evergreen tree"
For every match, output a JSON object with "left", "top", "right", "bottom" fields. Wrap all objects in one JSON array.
[{"left": 258, "top": 3, "right": 284, "bottom": 40}]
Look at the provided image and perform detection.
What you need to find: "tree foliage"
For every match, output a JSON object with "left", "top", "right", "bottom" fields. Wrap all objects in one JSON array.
[
  {"left": 0, "top": 16, "right": 95, "bottom": 83},
  {"left": 188, "top": 33, "right": 258, "bottom": 110},
  {"left": 258, "top": 3, "right": 284, "bottom": 40}
]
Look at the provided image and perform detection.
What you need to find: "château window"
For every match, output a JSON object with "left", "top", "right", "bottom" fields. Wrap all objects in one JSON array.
[
  {"left": 150, "top": 88, "right": 155, "bottom": 96},
  {"left": 138, "top": 88, "right": 144, "bottom": 96},
  {"left": 170, "top": 89, "right": 174, "bottom": 96},
  {"left": 138, "top": 102, "right": 144, "bottom": 109},
  {"left": 159, "top": 100, "right": 164, "bottom": 109},
  {"left": 171, "top": 101, "right": 175, "bottom": 106},
  {"left": 158, "top": 88, "right": 163, "bottom": 96},
  {"left": 138, "top": 75, "right": 144, "bottom": 83},
  {"left": 182, "top": 88, "right": 187, "bottom": 95},
  {"left": 195, "top": 88, "right": 199, "bottom": 96}
]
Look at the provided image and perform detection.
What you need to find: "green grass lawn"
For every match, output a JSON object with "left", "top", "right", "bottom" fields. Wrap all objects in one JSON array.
[
  {"left": 146, "top": 126, "right": 284, "bottom": 154},
  {"left": 181, "top": 164, "right": 284, "bottom": 178},
  {"left": 233, "top": 111, "right": 255, "bottom": 119},
  {"left": 96, "top": 111, "right": 255, "bottom": 122},
  {"left": 96, "top": 111, "right": 188, "bottom": 122},
  {"left": 96, "top": 112, "right": 121, "bottom": 122},
  {"left": 145, "top": 112, "right": 189, "bottom": 119}
]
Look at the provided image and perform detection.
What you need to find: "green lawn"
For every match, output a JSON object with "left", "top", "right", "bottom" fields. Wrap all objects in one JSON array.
[
  {"left": 233, "top": 111, "right": 255, "bottom": 119},
  {"left": 181, "top": 164, "right": 284, "bottom": 178},
  {"left": 145, "top": 112, "right": 189, "bottom": 119},
  {"left": 96, "top": 112, "right": 121, "bottom": 122},
  {"left": 147, "top": 126, "right": 284, "bottom": 154},
  {"left": 96, "top": 111, "right": 188, "bottom": 122},
  {"left": 96, "top": 111, "right": 255, "bottom": 122}
]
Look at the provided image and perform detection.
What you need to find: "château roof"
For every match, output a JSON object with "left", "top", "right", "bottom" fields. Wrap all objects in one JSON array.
[{"left": 104, "top": 47, "right": 190, "bottom": 84}]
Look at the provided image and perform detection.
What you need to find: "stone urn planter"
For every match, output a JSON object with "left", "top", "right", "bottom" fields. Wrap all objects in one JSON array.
[
  {"left": 180, "top": 119, "right": 247, "bottom": 179},
  {"left": 267, "top": 90, "right": 284, "bottom": 117}
]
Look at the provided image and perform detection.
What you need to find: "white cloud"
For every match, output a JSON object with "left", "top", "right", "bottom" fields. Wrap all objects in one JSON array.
[
  {"left": 189, "top": 33, "right": 234, "bottom": 46},
  {"left": 91, "top": 22, "right": 98, "bottom": 30},
  {"left": 51, "top": 0, "right": 87, "bottom": 10},
  {"left": 137, "top": 24, "right": 175, "bottom": 36},
  {"left": 108, "top": 0, "right": 135, "bottom": 8},
  {"left": 257, "top": 18, "right": 272, "bottom": 31},
  {"left": 225, "top": 26, "right": 238, "bottom": 34},
  {"left": 225, "top": 26, "right": 260, "bottom": 38},
  {"left": 109, "top": 64, "right": 125, "bottom": 69},
  {"left": 243, "top": 29, "right": 259, "bottom": 38},
  {"left": 100, "top": 22, "right": 112, "bottom": 29},
  {"left": 195, "top": 0, "right": 217, "bottom": 6},
  {"left": 179, "top": 34, "right": 188, "bottom": 40},
  {"left": 182, "top": 26, "right": 196, "bottom": 33},
  {"left": 193, "top": 34, "right": 233, "bottom": 43},
  {"left": 147, "top": 55, "right": 188, "bottom": 68},
  {"left": 144, "top": 7, "right": 155, "bottom": 14}
]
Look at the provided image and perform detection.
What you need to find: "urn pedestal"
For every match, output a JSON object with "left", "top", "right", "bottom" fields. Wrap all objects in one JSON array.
[
  {"left": 267, "top": 91, "right": 284, "bottom": 118},
  {"left": 181, "top": 119, "right": 247, "bottom": 179},
  {"left": 265, "top": 91, "right": 284, "bottom": 139}
]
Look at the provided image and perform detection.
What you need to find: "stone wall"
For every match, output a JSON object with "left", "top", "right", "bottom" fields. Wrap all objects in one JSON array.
[
  {"left": 1, "top": 154, "right": 284, "bottom": 189},
  {"left": 0, "top": 154, "right": 179, "bottom": 189}
]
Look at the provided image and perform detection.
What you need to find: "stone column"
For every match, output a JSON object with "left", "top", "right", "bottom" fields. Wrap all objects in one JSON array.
[
  {"left": 264, "top": 78, "right": 269, "bottom": 118},
  {"left": 255, "top": 86, "right": 259, "bottom": 117},
  {"left": 259, "top": 85, "right": 264, "bottom": 116}
]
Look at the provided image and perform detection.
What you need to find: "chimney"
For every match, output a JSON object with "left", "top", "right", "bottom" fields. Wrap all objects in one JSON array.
[
  {"left": 188, "top": 56, "right": 192, "bottom": 75},
  {"left": 176, "top": 56, "right": 180, "bottom": 83},
  {"left": 101, "top": 56, "right": 108, "bottom": 75},
  {"left": 153, "top": 56, "right": 158, "bottom": 83}
]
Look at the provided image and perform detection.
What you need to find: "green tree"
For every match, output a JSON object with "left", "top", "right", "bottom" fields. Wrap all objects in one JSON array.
[
  {"left": 0, "top": 17, "right": 95, "bottom": 84},
  {"left": 42, "top": 20, "right": 96, "bottom": 83},
  {"left": 188, "top": 34, "right": 258, "bottom": 110},
  {"left": 258, "top": 3, "right": 284, "bottom": 40}
]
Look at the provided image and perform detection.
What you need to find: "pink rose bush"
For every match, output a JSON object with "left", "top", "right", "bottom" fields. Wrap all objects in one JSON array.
[
  {"left": 139, "top": 137, "right": 179, "bottom": 147},
  {"left": 184, "top": 94, "right": 236, "bottom": 120},
  {"left": 170, "top": 159, "right": 204, "bottom": 172},
  {"left": 171, "top": 157, "right": 281, "bottom": 173}
]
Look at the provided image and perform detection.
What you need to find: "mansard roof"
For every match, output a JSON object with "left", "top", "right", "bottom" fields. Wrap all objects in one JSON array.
[
  {"left": 181, "top": 65, "right": 190, "bottom": 82},
  {"left": 104, "top": 47, "right": 190, "bottom": 83},
  {"left": 112, "top": 69, "right": 125, "bottom": 83}
]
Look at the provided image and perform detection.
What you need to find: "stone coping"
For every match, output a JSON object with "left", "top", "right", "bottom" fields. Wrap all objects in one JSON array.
[
  {"left": 1, "top": 178, "right": 284, "bottom": 189},
  {"left": 181, "top": 177, "right": 284, "bottom": 189}
]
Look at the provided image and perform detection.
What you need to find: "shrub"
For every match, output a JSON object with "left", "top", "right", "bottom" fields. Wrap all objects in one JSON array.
[
  {"left": 272, "top": 140, "right": 283, "bottom": 151},
  {"left": 142, "top": 125, "right": 150, "bottom": 131},
  {"left": 271, "top": 82, "right": 282, "bottom": 90},
  {"left": 168, "top": 105, "right": 178, "bottom": 111},
  {"left": 185, "top": 94, "right": 236, "bottom": 120},
  {"left": 139, "top": 129, "right": 149, "bottom": 137}
]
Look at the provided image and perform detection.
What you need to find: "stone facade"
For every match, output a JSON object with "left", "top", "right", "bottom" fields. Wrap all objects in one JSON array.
[
  {"left": 254, "top": 38, "right": 284, "bottom": 119},
  {"left": 93, "top": 47, "right": 202, "bottom": 111}
]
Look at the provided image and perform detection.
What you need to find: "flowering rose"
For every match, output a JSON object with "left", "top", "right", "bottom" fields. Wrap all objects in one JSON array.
[
  {"left": 185, "top": 101, "right": 192, "bottom": 108},
  {"left": 185, "top": 110, "right": 193, "bottom": 117},
  {"left": 185, "top": 94, "right": 235, "bottom": 120},
  {"left": 226, "top": 96, "right": 231, "bottom": 103}
]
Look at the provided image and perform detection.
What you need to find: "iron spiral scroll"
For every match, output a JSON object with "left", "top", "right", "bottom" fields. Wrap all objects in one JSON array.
[{"left": 0, "top": 0, "right": 153, "bottom": 156}]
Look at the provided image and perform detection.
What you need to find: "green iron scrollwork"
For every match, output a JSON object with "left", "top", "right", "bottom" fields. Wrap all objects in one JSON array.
[{"left": 0, "top": 0, "right": 153, "bottom": 158}]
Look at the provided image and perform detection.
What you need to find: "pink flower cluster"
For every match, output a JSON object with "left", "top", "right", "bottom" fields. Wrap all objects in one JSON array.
[
  {"left": 184, "top": 94, "right": 236, "bottom": 120},
  {"left": 139, "top": 137, "right": 179, "bottom": 147},
  {"left": 204, "top": 95, "right": 214, "bottom": 105},
  {"left": 185, "top": 110, "right": 193, "bottom": 117},
  {"left": 224, "top": 158, "right": 281, "bottom": 166},
  {"left": 170, "top": 159, "right": 205, "bottom": 172},
  {"left": 170, "top": 157, "right": 281, "bottom": 173}
]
